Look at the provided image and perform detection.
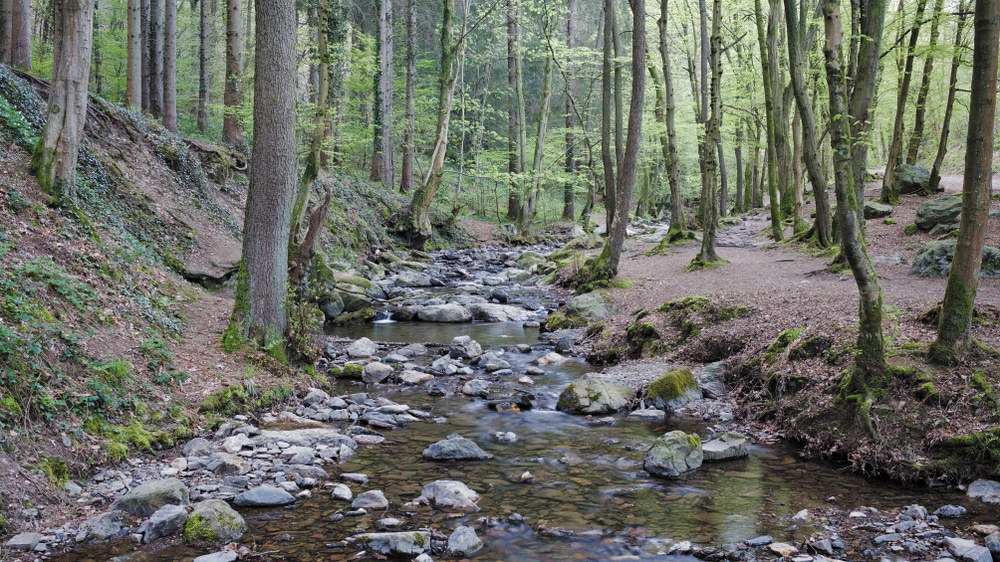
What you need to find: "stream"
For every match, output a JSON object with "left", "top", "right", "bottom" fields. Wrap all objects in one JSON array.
[{"left": 55, "top": 245, "right": 1000, "bottom": 562}]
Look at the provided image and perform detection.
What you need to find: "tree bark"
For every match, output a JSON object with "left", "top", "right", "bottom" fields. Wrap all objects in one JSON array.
[
  {"left": 657, "top": 0, "right": 685, "bottom": 236},
  {"left": 561, "top": 0, "right": 575, "bottom": 221},
  {"left": 237, "top": 0, "right": 297, "bottom": 350},
  {"left": 734, "top": 122, "right": 744, "bottom": 214},
  {"left": 401, "top": 0, "right": 416, "bottom": 193},
  {"left": 31, "top": 0, "right": 94, "bottom": 207},
  {"left": 880, "top": 0, "right": 928, "bottom": 204},
  {"left": 516, "top": 40, "right": 554, "bottom": 238},
  {"left": 148, "top": 0, "right": 163, "bottom": 118},
  {"left": 768, "top": 0, "right": 793, "bottom": 219},
  {"left": 223, "top": 0, "right": 245, "bottom": 147},
  {"left": 370, "top": 0, "right": 393, "bottom": 189},
  {"left": 162, "top": 0, "right": 177, "bottom": 131},
  {"left": 8, "top": 0, "right": 30, "bottom": 68},
  {"left": 1, "top": 0, "right": 10, "bottom": 63},
  {"left": 928, "top": 3, "right": 968, "bottom": 191},
  {"left": 905, "top": 0, "right": 945, "bottom": 165},
  {"left": 692, "top": 0, "right": 722, "bottom": 267},
  {"left": 141, "top": 0, "right": 150, "bottom": 112},
  {"left": 196, "top": 0, "right": 209, "bottom": 132},
  {"left": 506, "top": 0, "right": 527, "bottom": 221},
  {"left": 302, "top": 0, "right": 329, "bottom": 188},
  {"left": 755, "top": 0, "right": 783, "bottom": 240},
  {"left": 848, "top": 0, "right": 886, "bottom": 204},
  {"left": 930, "top": 0, "right": 999, "bottom": 366},
  {"left": 601, "top": 0, "right": 615, "bottom": 230},
  {"left": 126, "top": 0, "right": 141, "bottom": 108}
]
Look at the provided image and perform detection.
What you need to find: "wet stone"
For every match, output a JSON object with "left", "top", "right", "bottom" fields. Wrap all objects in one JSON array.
[
  {"left": 935, "top": 505, "right": 967, "bottom": 518},
  {"left": 422, "top": 435, "right": 493, "bottom": 461},
  {"left": 233, "top": 485, "right": 296, "bottom": 507},
  {"left": 352, "top": 490, "right": 389, "bottom": 510}
]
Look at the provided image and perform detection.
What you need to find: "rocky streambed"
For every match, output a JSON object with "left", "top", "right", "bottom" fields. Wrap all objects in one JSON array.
[{"left": 11, "top": 242, "right": 1000, "bottom": 562}]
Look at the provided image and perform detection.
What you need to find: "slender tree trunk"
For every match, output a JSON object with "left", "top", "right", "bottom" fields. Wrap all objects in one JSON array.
[
  {"left": 401, "top": 0, "right": 416, "bottom": 193},
  {"left": 235, "top": 0, "right": 297, "bottom": 351},
  {"left": 517, "top": 42, "right": 554, "bottom": 237},
  {"left": 881, "top": 0, "right": 928, "bottom": 204},
  {"left": 717, "top": 137, "right": 727, "bottom": 217},
  {"left": 930, "top": 0, "right": 999, "bottom": 366},
  {"left": 657, "top": 0, "right": 685, "bottom": 236},
  {"left": 31, "top": 0, "right": 94, "bottom": 206},
  {"left": 1, "top": 0, "right": 10, "bottom": 63},
  {"left": 370, "top": 0, "right": 393, "bottom": 188},
  {"left": 822, "top": 0, "right": 886, "bottom": 424},
  {"left": 302, "top": 1, "right": 329, "bottom": 187},
  {"left": 561, "top": 0, "right": 575, "bottom": 221},
  {"left": 905, "top": 0, "right": 945, "bottom": 165},
  {"left": 92, "top": 0, "right": 102, "bottom": 94},
  {"left": 755, "top": 0, "right": 783, "bottom": 240},
  {"left": 601, "top": 0, "right": 615, "bottom": 230},
  {"left": 928, "top": 3, "right": 968, "bottom": 190},
  {"left": 769, "top": 0, "right": 793, "bottom": 219},
  {"left": 693, "top": 0, "right": 722, "bottom": 267},
  {"left": 141, "top": 0, "right": 149, "bottom": 112},
  {"left": 507, "top": 0, "right": 528, "bottom": 221},
  {"left": 223, "top": 0, "right": 245, "bottom": 147},
  {"left": 9, "top": 0, "right": 30, "bottom": 68},
  {"left": 126, "top": 0, "right": 141, "bottom": 108},
  {"left": 148, "top": 0, "right": 162, "bottom": 117},
  {"left": 848, "top": 0, "right": 887, "bottom": 204},
  {"left": 734, "top": 122, "right": 744, "bottom": 214},
  {"left": 162, "top": 0, "right": 176, "bottom": 131},
  {"left": 195, "top": 0, "right": 209, "bottom": 132}
]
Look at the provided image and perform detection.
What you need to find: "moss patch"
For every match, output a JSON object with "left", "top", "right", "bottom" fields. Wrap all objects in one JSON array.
[
  {"left": 763, "top": 328, "right": 803, "bottom": 365},
  {"left": 648, "top": 368, "right": 698, "bottom": 402},
  {"left": 183, "top": 513, "right": 220, "bottom": 542}
]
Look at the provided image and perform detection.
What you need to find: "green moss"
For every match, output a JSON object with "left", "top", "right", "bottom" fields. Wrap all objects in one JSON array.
[
  {"left": 0, "top": 395, "right": 22, "bottom": 418},
  {"left": 686, "top": 433, "right": 701, "bottom": 448},
  {"left": 328, "top": 308, "right": 375, "bottom": 325},
  {"left": 329, "top": 364, "right": 364, "bottom": 378},
  {"left": 542, "top": 309, "right": 589, "bottom": 331},
  {"left": 916, "top": 382, "right": 940, "bottom": 401},
  {"left": 198, "top": 385, "right": 249, "bottom": 415},
  {"left": 105, "top": 441, "right": 129, "bottom": 461},
  {"left": 882, "top": 218, "right": 897, "bottom": 225},
  {"left": 789, "top": 335, "right": 832, "bottom": 361},
  {"left": 221, "top": 263, "right": 249, "bottom": 352},
  {"left": 648, "top": 368, "right": 697, "bottom": 402},
  {"left": 625, "top": 321, "right": 660, "bottom": 358},
  {"left": 38, "top": 456, "right": 68, "bottom": 487},
  {"left": 763, "top": 328, "right": 803, "bottom": 364},
  {"left": 904, "top": 223, "right": 919, "bottom": 236},
  {"left": 183, "top": 514, "right": 220, "bottom": 542}
]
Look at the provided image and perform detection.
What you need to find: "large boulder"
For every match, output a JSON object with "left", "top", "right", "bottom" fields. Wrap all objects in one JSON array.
[
  {"left": 450, "top": 335, "right": 483, "bottom": 359},
  {"left": 864, "top": 201, "right": 893, "bottom": 219},
  {"left": 233, "top": 485, "right": 296, "bottom": 507},
  {"left": 644, "top": 430, "right": 703, "bottom": 478},
  {"left": 566, "top": 291, "right": 617, "bottom": 321},
  {"left": 362, "top": 362, "right": 395, "bottom": 384},
  {"left": 556, "top": 376, "right": 635, "bottom": 415},
  {"left": 893, "top": 164, "right": 941, "bottom": 195},
  {"left": 968, "top": 479, "right": 1000, "bottom": 504},
  {"left": 418, "top": 303, "right": 473, "bottom": 323},
  {"left": 647, "top": 368, "right": 703, "bottom": 411},
  {"left": 422, "top": 434, "right": 493, "bottom": 461},
  {"left": 421, "top": 480, "right": 480, "bottom": 512},
  {"left": 111, "top": 478, "right": 189, "bottom": 517},
  {"left": 183, "top": 500, "right": 247, "bottom": 543},
  {"left": 915, "top": 194, "right": 963, "bottom": 232},
  {"left": 702, "top": 432, "right": 750, "bottom": 461},
  {"left": 468, "top": 302, "right": 529, "bottom": 323},
  {"left": 139, "top": 504, "right": 189, "bottom": 543},
  {"left": 910, "top": 240, "right": 1000, "bottom": 278},
  {"left": 349, "top": 531, "right": 431, "bottom": 557},
  {"left": 347, "top": 337, "right": 378, "bottom": 358}
]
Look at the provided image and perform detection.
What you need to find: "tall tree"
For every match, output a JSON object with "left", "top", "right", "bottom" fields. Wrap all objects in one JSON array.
[
  {"left": 141, "top": 0, "right": 150, "bottom": 113},
  {"left": 223, "top": 0, "right": 245, "bottom": 147},
  {"left": 880, "top": 0, "right": 929, "bottom": 204},
  {"left": 31, "top": 0, "right": 95, "bottom": 206},
  {"left": 657, "top": 0, "right": 686, "bottom": 239},
  {"left": 197, "top": 0, "right": 210, "bottom": 133},
  {"left": 754, "top": 0, "right": 782, "bottom": 240},
  {"left": 230, "top": 0, "right": 297, "bottom": 353},
  {"left": 928, "top": 2, "right": 969, "bottom": 190},
  {"left": 822, "top": 0, "right": 886, "bottom": 435},
  {"left": 126, "top": 0, "right": 142, "bottom": 108},
  {"left": 7, "top": 0, "right": 30, "bottom": 68},
  {"left": 691, "top": 0, "right": 723, "bottom": 267},
  {"left": 400, "top": 0, "right": 416, "bottom": 192},
  {"left": 516, "top": 7, "right": 555, "bottom": 237},
  {"left": 929, "top": 0, "right": 999, "bottom": 365},
  {"left": 505, "top": 0, "right": 526, "bottom": 221},
  {"left": 561, "top": 0, "right": 575, "bottom": 221},
  {"left": 162, "top": 0, "right": 177, "bottom": 132},
  {"left": 370, "top": 0, "right": 393, "bottom": 188},
  {"left": 600, "top": 0, "right": 616, "bottom": 229},
  {"left": 848, "top": 0, "right": 887, "bottom": 203},
  {"left": 905, "top": 0, "right": 945, "bottom": 164},
  {"left": 148, "top": 0, "right": 163, "bottom": 117}
]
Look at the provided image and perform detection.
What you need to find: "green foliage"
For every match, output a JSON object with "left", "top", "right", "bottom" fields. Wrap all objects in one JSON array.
[
  {"left": 18, "top": 258, "right": 97, "bottom": 311},
  {"left": 904, "top": 223, "right": 919, "bottom": 236},
  {"left": 38, "top": 456, "right": 69, "bottom": 487},
  {"left": 183, "top": 514, "right": 220, "bottom": 542}
]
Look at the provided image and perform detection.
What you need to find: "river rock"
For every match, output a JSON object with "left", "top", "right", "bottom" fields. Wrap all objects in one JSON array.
[
  {"left": 353, "top": 490, "right": 389, "bottom": 510},
  {"left": 252, "top": 428, "right": 357, "bottom": 450},
  {"left": 935, "top": 504, "right": 967, "bottom": 518},
  {"left": 450, "top": 335, "right": 483, "bottom": 359},
  {"left": 702, "top": 431, "right": 749, "bottom": 461},
  {"left": 985, "top": 532, "right": 1000, "bottom": 559},
  {"left": 183, "top": 437, "right": 213, "bottom": 457},
  {"left": 319, "top": 293, "right": 345, "bottom": 320},
  {"left": 399, "top": 370, "right": 435, "bottom": 385},
  {"left": 331, "top": 483, "right": 353, "bottom": 501},
  {"left": 462, "top": 379, "right": 490, "bottom": 397},
  {"left": 911, "top": 240, "right": 1000, "bottom": 278},
  {"left": 968, "top": 479, "right": 1000, "bottom": 504},
  {"left": 555, "top": 335, "right": 576, "bottom": 353},
  {"left": 206, "top": 453, "right": 250, "bottom": 476},
  {"left": 864, "top": 201, "right": 894, "bottom": 219},
  {"left": 556, "top": 376, "right": 635, "bottom": 415},
  {"left": 647, "top": 367, "right": 703, "bottom": 411},
  {"left": 139, "top": 504, "right": 189, "bottom": 543},
  {"left": 5, "top": 532, "right": 43, "bottom": 551},
  {"left": 946, "top": 537, "right": 992, "bottom": 562},
  {"left": 222, "top": 433, "right": 253, "bottom": 453},
  {"left": 347, "top": 337, "right": 378, "bottom": 358},
  {"left": 447, "top": 526, "right": 483, "bottom": 556},
  {"left": 362, "top": 362, "right": 395, "bottom": 384},
  {"left": 916, "top": 194, "right": 963, "bottom": 232},
  {"left": 566, "top": 291, "right": 617, "bottom": 321},
  {"left": 184, "top": 499, "right": 246, "bottom": 543},
  {"left": 349, "top": 531, "right": 431, "bottom": 556},
  {"left": 279, "top": 446, "right": 316, "bottom": 465},
  {"left": 418, "top": 303, "right": 472, "bottom": 323},
  {"left": 111, "top": 478, "right": 190, "bottom": 517},
  {"left": 233, "top": 485, "right": 296, "bottom": 507},
  {"left": 469, "top": 302, "right": 528, "bottom": 322},
  {"left": 78, "top": 511, "right": 126, "bottom": 541},
  {"left": 430, "top": 354, "right": 461, "bottom": 375},
  {"left": 894, "top": 163, "right": 941, "bottom": 195},
  {"left": 479, "top": 352, "right": 511, "bottom": 372},
  {"left": 390, "top": 270, "right": 434, "bottom": 287},
  {"left": 421, "top": 480, "right": 480, "bottom": 512},
  {"left": 534, "top": 352, "right": 567, "bottom": 366},
  {"left": 644, "top": 430, "right": 703, "bottom": 478},
  {"left": 193, "top": 552, "right": 239, "bottom": 562},
  {"left": 422, "top": 434, "right": 493, "bottom": 461}
]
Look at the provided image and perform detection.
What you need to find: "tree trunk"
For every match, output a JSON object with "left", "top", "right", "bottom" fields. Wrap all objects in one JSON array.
[
  {"left": 769, "top": 0, "right": 793, "bottom": 219},
  {"left": 141, "top": 0, "right": 149, "bottom": 112},
  {"left": 561, "top": 0, "right": 575, "bottom": 221},
  {"left": 930, "top": 0, "right": 999, "bottom": 366},
  {"left": 657, "top": 0, "right": 685, "bottom": 236},
  {"left": 126, "top": 0, "right": 141, "bottom": 108},
  {"left": 755, "top": 0, "right": 783, "bottom": 240},
  {"left": 8, "top": 0, "right": 30, "bottom": 68},
  {"left": 93, "top": 0, "right": 102, "bottom": 95},
  {"left": 928, "top": 3, "right": 968, "bottom": 190},
  {"left": 848, "top": 0, "right": 886, "bottom": 204},
  {"left": 734, "top": 122, "right": 744, "bottom": 214},
  {"left": 148, "top": 0, "right": 163, "bottom": 118},
  {"left": 162, "top": 0, "right": 177, "bottom": 131},
  {"left": 409, "top": 0, "right": 462, "bottom": 249},
  {"left": 692, "top": 0, "right": 722, "bottom": 267},
  {"left": 1, "top": 0, "right": 10, "bottom": 63},
  {"left": 31, "top": 0, "right": 94, "bottom": 207},
  {"left": 717, "top": 137, "right": 727, "bottom": 217},
  {"left": 235, "top": 0, "right": 297, "bottom": 352},
  {"left": 783, "top": 0, "right": 833, "bottom": 247},
  {"left": 302, "top": 1, "right": 329, "bottom": 188},
  {"left": 401, "top": 0, "right": 416, "bottom": 193},
  {"left": 223, "top": 0, "right": 245, "bottom": 147},
  {"left": 880, "top": 0, "right": 928, "bottom": 204},
  {"left": 517, "top": 43, "right": 554, "bottom": 237},
  {"left": 905, "top": 0, "right": 945, "bottom": 165},
  {"left": 506, "top": 0, "right": 527, "bottom": 221},
  {"left": 601, "top": 0, "right": 615, "bottom": 230},
  {"left": 822, "top": 0, "right": 886, "bottom": 426},
  {"left": 370, "top": 0, "right": 393, "bottom": 188}
]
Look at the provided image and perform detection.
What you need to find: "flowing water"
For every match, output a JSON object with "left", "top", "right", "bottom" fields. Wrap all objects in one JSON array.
[{"left": 60, "top": 320, "right": 999, "bottom": 562}]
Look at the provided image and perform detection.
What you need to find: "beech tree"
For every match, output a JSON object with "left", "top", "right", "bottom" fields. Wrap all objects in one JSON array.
[
  {"left": 1, "top": 0, "right": 31, "bottom": 68},
  {"left": 930, "top": 0, "right": 999, "bottom": 366},
  {"left": 928, "top": 1, "right": 969, "bottom": 191},
  {"left": 223, "top": 0, "right": 245, "bottom": 148},
  {"left": 126, "top": 0, "right": 141, "bottom": 108},
  {"left": 690, "top": 0, "right": 722, "bottom": 269},
  {"left": 31, "top": 0, "right": 94, "bottom": 206}
]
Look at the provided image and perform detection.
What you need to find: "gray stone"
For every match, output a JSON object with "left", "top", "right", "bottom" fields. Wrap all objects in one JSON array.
[
  {"left": 362, "top": 362, "right": 395, "bottom": 384},
  {"left": 447, "top": 526, "right": 483, "bottom": 556},
  {"left": 222, "top": 433, "right": 253, "bottom": 453},
  {"left": 422, "top": 435, "right": 493, "bottom": 461},
  {"left": 349, "top": 531, "right": 431, "bottom": 556},
  {"left": 746, "top": 535, "right": 773, "bottom": 547},
  {"left": 450, "top": 335, "right": 483, "bottom": 359},
  {"left": 302, "top": 388, "right": 330, "bottom": 406},
  {"left": 647, "top": 368, "right": 704, "bottom": 411},
  {"left": 183, "top": 438, "right": 213, "bottom": 457},
  {"left": 347, "top": 337, "right": 378, "bottom": 359},
  {"left": 139, "top": 504, "right": 189, "bottom": 543},
  {"left": 644, "top": 430, "right": 703, "bottom": 478},
  {"left": 462, "top": 379, "right": 490, "bottom": 397},
  {"left": 5, "top": 532, "right": 43, "bottom": 551},
  {"left": 193, "top": 551, "right": 239, "bottom": 562},
  {"left": 865, "top": 201, "right": 894, "bottom": 219},
  {"left": 565, "top": 291, "right": 617, "bottom": 321},
  {"left": 534, "top": 352, "right": 567, "bottom": 366},
  {"left": 479, "top": 353, "right": 511, "bottom": 372},
  {"left": 946, "top": 537, "right": 993, "bottom": 562},
  {"left": 702, "top": 432, "right": 750, "bottom": 461},
  {"left": 556, "top": 376, "right": 635, "bottom": 415},
  {"left": 78, "top": 511, "right": 126, "bottom": 541},
  {"left": 185, "top": 499, "right": 246, "bottom": 543},
  {"left": 916, "top": 195, "right": 963, "bottom": 231},
  {"left": 555, "top": 336, "right": 575, "bottom": 353},
  {"left": 233, "top": 485, "right": 296, "bottom": 507},
  {"left": 331, "top": 483, "right": 353, "bottom": 501},
  {"left": 353, "top": 490, "right": 389, "bottom": 510},
  {"left": 968, "top": 479, "right": 1000, "bottom": 504},
  {"left": 112, "top": 478, "right": 190, "bottom": 517},
  {"left": 418, "top": 303, "right": 472, "bottom": 323},
  {"left": 935, "top": 505, "right": 968, "bottom": 518},
  {"left": 399, "top": 370, "right": 434, "bottom": 385},
  {"left": 319, "top": 294, "right": 345, "bottom": 320},
  {"left": 811, "top": 538, "right": 834, "bottom": 555},
  {"left": 421, "top": 480, "right": 480, "bottom": 512},
  {"left": 911, "top": 240, "right": 1000, "bottom": 278},
  {"left": 875, "top": 533, "right": 901, "bottom": 544},
  {"left": 207, "top": 453, "right": 250, "bottom": 476},
  {"left": 984, "top": 532, "right": 1000, "bottom": 559},
  {"left": 894, "top": 164, "right": 940, "bottom": 195},
  {"left": 468, "top": 303, "right": 528, "bottom": 322},
  {"left": 252, "top": 428, "right": 357, "bottom": 450},
  {"left": 629, "top": 408, "right": 666, "bottom": 421},
  {"left": 279, "top": 446, "right": 316, "bottom": 465},
  {"left": 902, "top": 504, "right": 928, "bottom": 520},
  {"left": 429, "top": 355, "right": 460, "bottom": 375}
]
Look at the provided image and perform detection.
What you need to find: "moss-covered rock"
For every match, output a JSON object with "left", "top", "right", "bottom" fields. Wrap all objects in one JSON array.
[
  {"left": 644, "top": 430, "right": 703, "bottom": 478},
  {"left": 647, "top": 367, "right": 703, "bottom": 411},
  {"left": 183, "top": 499, "right": 246, "bottom": 543},
  {"left": 111, "top": 478, "right": 189, "bottom": 517},
  {"left": 556, "top": 376, "right": 635, "bottom": 415}
]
